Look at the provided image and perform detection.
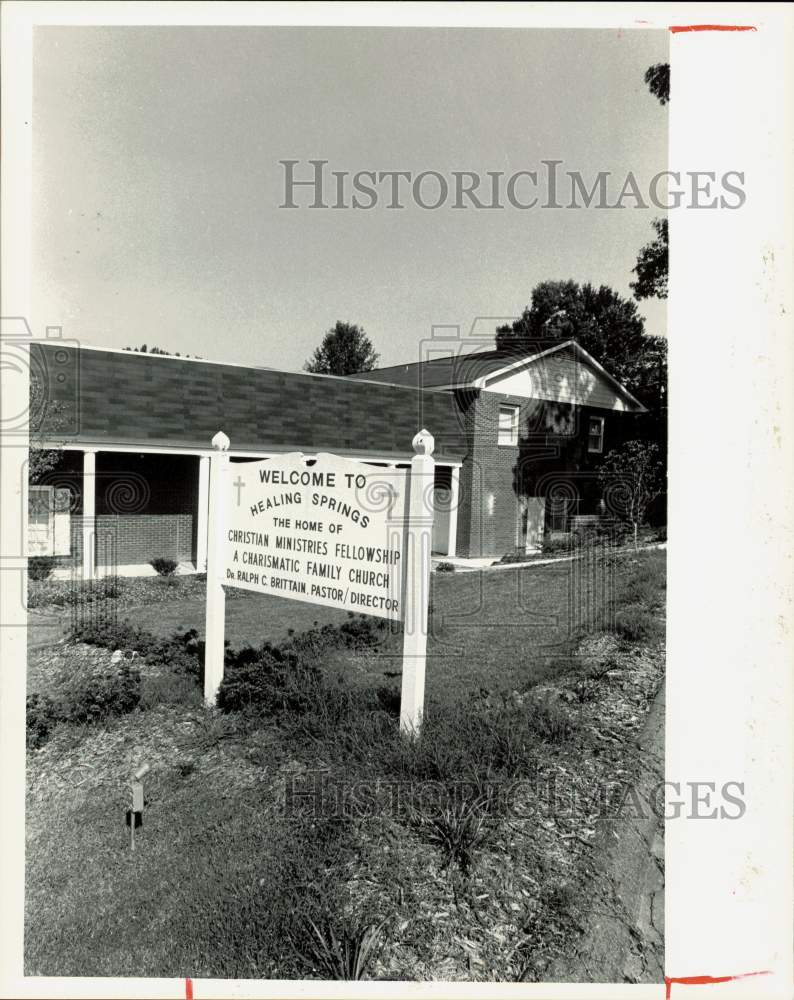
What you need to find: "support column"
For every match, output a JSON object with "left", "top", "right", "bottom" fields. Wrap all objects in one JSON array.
[
  {"left": 446, "top": 465, "right": 460, "bottom": 557},
  {"left": 196, "top": 454, "right": 210, "bottom": 572},
  {"left": 82, "top": 449, "right": 96, "bottom": 580},
  {"left": 400, "top": 429, "right": 435, "bottom": 736},
  {"left": 204, "top": 432, "right": 230, "bottom": 704}
]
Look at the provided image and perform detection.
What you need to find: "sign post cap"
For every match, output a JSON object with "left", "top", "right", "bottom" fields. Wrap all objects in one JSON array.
[
  {"left": 212, "top": 431, "right": 231, "bottom": 451},
  {"left": 412, "top": 429, "right": 434, "bottom": 456}
]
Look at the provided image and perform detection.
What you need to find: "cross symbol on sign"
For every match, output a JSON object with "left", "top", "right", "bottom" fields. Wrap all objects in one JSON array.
[{"left": 233, "top": 475, "right": 246, "bottom": 507}]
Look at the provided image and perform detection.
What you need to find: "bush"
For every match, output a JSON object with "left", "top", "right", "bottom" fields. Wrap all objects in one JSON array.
[
  {"left": 71, "top": 619, "right": 145, "bottom": 651},
  {"left": 286, "top": 613, "right": 388, "bottom": 660},
  {"left": 289, "top": 912, "right": 385, "bottom": 980},
  {"left": 26, "top": 663, "right": 142, "bottom": 747},
  {"left": 408, "top": 796, "right": 490, "bottom": 875},
  {"left": 435, "top": 561, "right": 456, "bottom": 573},
  {"left": 612, "top": 603, "right": 661, "bottom": 643},
  {"left": 140, "top": 670, "right": 202, "bottom": 710},
  {"left": 26, "top": 693, "right": 56, "bottom": 749},
  {"left": 61, "top": 663, "right": 142, "bottom": 724},
  {"left": 541, "top": 534, "right": 572, "bottom": 555},
  {"left": 150, "top": 557, "right": 178, "bottom": 577},
  {"left": 217, "top": 647, "right": 322, "bottom": 715},
  {"left": 28, "top": 556, "right": 56, "bottom": 581}
]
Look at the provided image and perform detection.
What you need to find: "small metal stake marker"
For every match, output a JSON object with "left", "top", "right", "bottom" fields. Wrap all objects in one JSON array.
[{"left": 127, "top": 763, "right": 149, "bottom": 851}]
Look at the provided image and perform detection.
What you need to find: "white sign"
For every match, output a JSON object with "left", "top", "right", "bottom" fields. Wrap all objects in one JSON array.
[
  {"left": 203, "top": 429, "right": 436, "bottom": 735},
  {"left": 223, "top": 453, "right": 408, "bottom": 621}
]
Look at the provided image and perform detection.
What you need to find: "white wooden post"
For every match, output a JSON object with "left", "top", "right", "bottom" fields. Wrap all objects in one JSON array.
[
  {"left": 82, "top": 449, "right": 96, "bottom": 580},
  {"left": 400, "top": 429, "right": 435, "bottom": 736},
  {"left": 196, "top": 454, "right": 210, "bottom": 572},
  {"left": 203, "top": 431, "right": 230, "bottom": 704},
  {"left": 447, "top": 465, "right": 460, "bottom": 558}
]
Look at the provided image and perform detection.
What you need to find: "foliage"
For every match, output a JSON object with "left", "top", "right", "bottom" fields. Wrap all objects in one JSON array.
[
  {"left": 26, "top": 664, "right": 142, "bottom": 747},
  {"left": 541, "top": 535, "right": 572, "bottom": 555},
  {"left": 598, "top": 440, "right": 665, "bottom": 550},
  {"left": 612, "top": 603, "right": 662, "bottom": 643},
  {"left": 150, "top": 557, "right": 178, "bottom": 577},
  {"left": 28, "top": 573, "right": 208, "bottom": 610},
  {"left": 645, "top": 62, "right": 670, "bottom": 105},
  {"left": 435, "top": 561, "right": 456, "bottom": 573},
  {"left": 494, "top": 280, "right": 663, "bottom": 408},
  {"left": 408, "top": 797, "right": 490, "bottom": 876},
  {"left": 216, "top": 648, "right": 322, "bottom": 715},
  {"left": 28, "top": 556, "right": 56, "bottom": 581},
  {"left": 123, "top": 344, "right": 202, "bottom": 358},
  {"left": 631, "top": 217, "right": 668, "bottom": 301},
  {"left": 304, "top": 321, "right": 379, "bottom": 376},
  {"left": 29, "top": 373, "right": 67, "bottom": 482},
  {"left": 26, "top": 693, "right": 56, "bottom": 749},
  {"left": 64, "top": 663, "right": 142, "bottom": 723},
  {"left": 290, "top": 913, "right": 385, "bottom": 980}
]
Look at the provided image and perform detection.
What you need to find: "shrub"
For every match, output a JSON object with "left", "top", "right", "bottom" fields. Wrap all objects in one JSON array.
[
  {"left": 26, "top": 663, "right": 142, "bottom": 747},
  {"left": 612, "top": 603, "right": 661, "bottom": 643},
  {"left": 71, "top": 619, "right": 145, "bottom": 651},
  {"left": 140, "top": 670, "right": 202, "bottom": 710},
  {"left": 409, "top": 796, "right": 490, "bottom": 875},
  {"left": 150, "top": 557, "right": 178, "bottom": 577},
  {"left": 528, "top": 695, "right": 576, "bottom": 744},
  {"left": 61, "top": 663, "right": 142, "bottom": 724},
  {"left": 541, "top": 534, "right": 572, "bottom": 555},
  {"left": 290, "top": 912, "right": 385, "bottom": 980},
  {"left": 286, "top": 613, "right": 387, "bottom": 660},
  {"left": 435, "top": 561, "right": 455, "bottom": 573},
  {"left": 217, "top": 648, "right": 322, "bottom": 715},
  {"left": 26, "top": 693, "right": 56, "bottom": 749},
  {"left": 28, "top": 556, "right": 56, "bottom": 581}
]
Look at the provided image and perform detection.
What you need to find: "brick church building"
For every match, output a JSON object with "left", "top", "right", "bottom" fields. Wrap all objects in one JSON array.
[{"left": 28, "top": 338, "right": 645, "bottom": 577}]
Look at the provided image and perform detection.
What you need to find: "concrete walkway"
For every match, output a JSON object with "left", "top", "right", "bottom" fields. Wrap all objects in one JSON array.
[{"left": 432, "top": 541, "right": 666, "bottom": 574}]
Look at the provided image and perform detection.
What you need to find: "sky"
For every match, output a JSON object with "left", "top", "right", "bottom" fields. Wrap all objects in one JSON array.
[{"left": 33, "top": 26, "right": 668, "bottom": 371}]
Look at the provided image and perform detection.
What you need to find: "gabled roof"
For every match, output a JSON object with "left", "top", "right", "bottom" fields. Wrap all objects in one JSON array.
[
  {"left": 346, "top": 347, "right": 532, "bottom": 390},
  {"left": 348, "top": 340, "right": 647, "bottom": 412}
]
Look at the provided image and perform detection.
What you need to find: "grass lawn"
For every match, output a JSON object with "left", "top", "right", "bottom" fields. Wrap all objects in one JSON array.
[
  {"left": 25, "top": 550, "right": 666, "bottom": 981},
  {"left": 112, "top": 559, "right": 601, "bottom": 701}
]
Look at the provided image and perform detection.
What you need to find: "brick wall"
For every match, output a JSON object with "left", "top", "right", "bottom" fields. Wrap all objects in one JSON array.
[
  {"left": 59, "top": 514, "right": 194, "bottom": 569},
  {"left": 456, "top": 392, "right": 638, "bottom": 557}
]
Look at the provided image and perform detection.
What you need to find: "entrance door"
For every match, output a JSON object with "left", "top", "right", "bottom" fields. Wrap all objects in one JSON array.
[{"left": 517, "top": 496, "right": 545, "bottom": 552}]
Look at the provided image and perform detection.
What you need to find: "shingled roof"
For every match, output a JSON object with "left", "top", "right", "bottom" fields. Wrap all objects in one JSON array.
[
  {"left": 345, "top": 347, "right": 530, "bottom": 389},
  {"left": 345, "top": 340, "right": 645, "bottom": 413},
  {"left": 31, "top": 344, "right": 469, "bottom": 461}
]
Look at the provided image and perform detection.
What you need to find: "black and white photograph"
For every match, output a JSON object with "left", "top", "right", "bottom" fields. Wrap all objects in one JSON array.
[{"left": 0, "top": 3, "right": 791, "bottom": 998}]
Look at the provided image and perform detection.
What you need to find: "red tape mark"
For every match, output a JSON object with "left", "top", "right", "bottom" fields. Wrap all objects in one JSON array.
[
  {"left": 665, "top": 971, "right": 771, "bottom": 999},
  {"left": 669, "top": 24, "right": 756, "bottom": 33},
  {"left": 185, "top": 978, "right": 193, "bottom": 1000}
]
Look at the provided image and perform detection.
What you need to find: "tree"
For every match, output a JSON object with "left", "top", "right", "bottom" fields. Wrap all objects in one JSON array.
[
  {"left": 644, "top": 63, "right": 670, "bottom": 105},
  {"left": 598, "top": 440, "right": 664, "bottom": 550},
  {"left": 29, "top": 372, "right": 63, "bottom": 484},
  {"left": 631, "top": 217, "right": 668, "bottom": 300},
  {"left": 305, "top": 321, "right": 379, "bottom": 376},
  {"left": 632, "top": 62, "right": 670, "bottom": 303},
  {"left": 124, "top": 345, "right": 202, "bottom": 358},
  {"left": 495, "top": 281, "right": 648, "bottom": 393}
]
